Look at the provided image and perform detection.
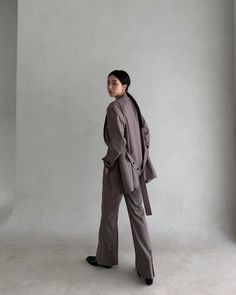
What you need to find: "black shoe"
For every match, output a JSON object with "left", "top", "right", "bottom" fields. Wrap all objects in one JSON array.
[
  {"left": 137, "top": 270, "right": 153, "bottom": 285},
  {"left": 145, "top": 278, "right": 153, "bottom": 285},
  {"left": 86, "top": 256, "right": 112, "bottom": 269}
]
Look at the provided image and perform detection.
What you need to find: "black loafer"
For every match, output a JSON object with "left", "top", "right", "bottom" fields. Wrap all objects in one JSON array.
[
  {"left": 137, "top": 270, "right": 153, "bottom": 285},
  {"left": 86, "top": 256, "right": 112, "bottom": 268},
  {"left": 145, "top": 278, "right": 153, "bottom": 285}
]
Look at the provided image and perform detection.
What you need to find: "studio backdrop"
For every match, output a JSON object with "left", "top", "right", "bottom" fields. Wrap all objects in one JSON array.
[{"left": 1, "top": 0, "right": 236, "bottom": 243}]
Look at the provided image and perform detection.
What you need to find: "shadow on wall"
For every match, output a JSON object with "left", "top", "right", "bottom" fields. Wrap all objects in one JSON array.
[
  {"left": 225, "top": 183, "right": 236, "bottom": 241},
  {"left": 0, "top": 189, "right": 15, "bottom": 227},
  {"left": 0, "top": 0, "right": 17, "bottom": 228}
]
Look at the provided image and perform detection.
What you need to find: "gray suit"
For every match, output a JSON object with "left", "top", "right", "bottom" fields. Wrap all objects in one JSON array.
[{"left": 96, "top": 92, "right": 157, "bottom": 279}]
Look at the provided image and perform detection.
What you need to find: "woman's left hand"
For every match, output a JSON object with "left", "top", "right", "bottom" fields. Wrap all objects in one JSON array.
[{"left": 104, "top": 166, "right": 110, "bottom": 175}]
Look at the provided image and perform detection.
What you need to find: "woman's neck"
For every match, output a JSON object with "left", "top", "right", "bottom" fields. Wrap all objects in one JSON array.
[{"left": 115, "top": 92, "right": 126, "bottom": 100}]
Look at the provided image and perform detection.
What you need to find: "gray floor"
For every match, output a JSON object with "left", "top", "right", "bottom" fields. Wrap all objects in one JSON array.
[{"left": 0, "top": 229, "right": 236, "bottom": 295}]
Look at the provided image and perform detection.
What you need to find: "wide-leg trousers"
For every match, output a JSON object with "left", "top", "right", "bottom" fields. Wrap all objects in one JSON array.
[{"left": 95, "top": 172, "right": 155, "bottom": 279}]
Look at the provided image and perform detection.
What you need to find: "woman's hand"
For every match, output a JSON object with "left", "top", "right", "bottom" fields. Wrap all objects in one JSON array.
[{"left": 104, "top": 166, "right": 110, "bottom": 175}]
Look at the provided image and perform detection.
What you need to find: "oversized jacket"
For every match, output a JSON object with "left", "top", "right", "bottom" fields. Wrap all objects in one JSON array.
[{"left": 102, "top": 92, "right": 157, "bottom": 215}]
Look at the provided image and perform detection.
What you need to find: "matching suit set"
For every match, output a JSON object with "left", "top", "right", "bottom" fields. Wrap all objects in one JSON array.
[{"left": 95, "top": 92, "right": 157, "bottom": 279}]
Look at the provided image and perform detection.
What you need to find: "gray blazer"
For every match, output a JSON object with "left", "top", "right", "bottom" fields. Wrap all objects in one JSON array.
[{"left": 102, "top": 92, "right": 157, "bottom": 215}]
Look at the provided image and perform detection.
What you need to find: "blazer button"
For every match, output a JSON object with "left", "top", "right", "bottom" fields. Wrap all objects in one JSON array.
[{"left": 133, "top": 161, "right": 135, "bottom": 164}]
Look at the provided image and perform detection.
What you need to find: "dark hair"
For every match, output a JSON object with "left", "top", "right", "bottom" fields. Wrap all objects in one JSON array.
[{"left": 103, "top": 70, "right": 144, "bottom": 139}]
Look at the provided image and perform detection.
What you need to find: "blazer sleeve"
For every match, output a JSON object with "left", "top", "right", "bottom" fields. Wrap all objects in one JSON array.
[
  {"left": 102, "top": 102, "right": 127, "bottom": 169},
  {"left": 141, "top": 114, "right": 150, "bottom": 148}
]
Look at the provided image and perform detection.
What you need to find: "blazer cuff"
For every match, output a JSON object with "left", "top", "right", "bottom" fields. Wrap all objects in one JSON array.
[{"left": 102, "top": 156, "right": 114, "bottom": 169}]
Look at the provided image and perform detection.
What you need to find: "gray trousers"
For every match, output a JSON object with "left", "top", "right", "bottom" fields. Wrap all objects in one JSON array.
[{"left": 95, "top": 173, "right": 155, "bottom": 279}]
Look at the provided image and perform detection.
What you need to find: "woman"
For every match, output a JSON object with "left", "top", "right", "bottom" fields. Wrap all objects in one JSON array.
[{"left": 86, "top": 70, "right": 157, "bottom": 285}]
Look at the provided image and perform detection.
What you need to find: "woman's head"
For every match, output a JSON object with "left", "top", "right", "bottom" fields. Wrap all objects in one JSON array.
[
  {"left": 107, "top": 70, "right": 131, "bottom": 98},
  {"left": 104, "top": 69, "right": 144, "bottom": 132}
]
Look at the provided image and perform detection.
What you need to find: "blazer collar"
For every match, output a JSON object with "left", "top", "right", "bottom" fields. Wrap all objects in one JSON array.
[{"left": 115, "top": 92, "right": 129, "bottom": 101}]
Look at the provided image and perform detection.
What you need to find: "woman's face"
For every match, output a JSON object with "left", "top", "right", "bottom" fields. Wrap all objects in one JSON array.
[{"left": 107, "top": 75, "right": 127, "bottom": 98}]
